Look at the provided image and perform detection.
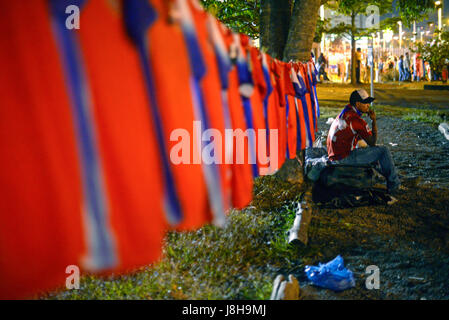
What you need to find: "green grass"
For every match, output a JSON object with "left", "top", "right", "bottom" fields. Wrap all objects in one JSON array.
[
  {"left": 402, "top": 111, "right": 448, "bottom": 125},
  {"left": 373, "top": 105, "right": 449, "bottom": 124},
  {"left": 317, "top": 106, "right": 341, "bottom": 119},
  {"left": 44, "top": 175, "right": 307, "bottom": 300}
]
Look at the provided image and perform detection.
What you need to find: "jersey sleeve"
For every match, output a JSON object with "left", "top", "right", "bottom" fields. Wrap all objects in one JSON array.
[
  {"left": 351, "top": 116, "right": 372, "bottom": 142},
  {"left": 249, "top": 47, "right": 267, "bottom": 98},
  {"left": 272, "top": 60, "right": 286, "bottom": 107},
  {"left": 283, "top": 63, "right": 296, "bottom": 97}
]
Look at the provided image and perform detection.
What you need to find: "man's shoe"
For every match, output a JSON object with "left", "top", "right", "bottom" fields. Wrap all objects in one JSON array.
[{"left": 386, "top": 195, "right": 398, "bottom": 205}]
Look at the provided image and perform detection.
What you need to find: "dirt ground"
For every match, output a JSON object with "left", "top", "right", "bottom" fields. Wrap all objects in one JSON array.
[{"left": 294, "top": 87, "right": 449, "bottom": 300}]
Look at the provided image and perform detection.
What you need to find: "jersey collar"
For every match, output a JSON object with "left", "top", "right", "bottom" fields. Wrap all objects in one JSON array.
[
  {"left": 339, "top": 104, "right": 362, "bottom": 118},
  {"left": 351, "top": 105, "right": 362, "bottom": 116}
]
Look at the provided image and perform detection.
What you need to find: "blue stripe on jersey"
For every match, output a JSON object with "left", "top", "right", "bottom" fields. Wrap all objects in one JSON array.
[
  {"left": 296, "top": 75, "right": 313, "bottom": 148},
  {"left": 178, "top": 8, "right": 226, "bottom": 226},
  {"left": 309, "top": 66, "right": 320, "bottom": 118},
  {"left": 123, "top": 0, "right": 183, "bottom": 226},
  {"left": 213, "top": 46, "right": 233, "bottom": 182},
  {"left": 123, "top": 0, "right": 157, "bottom": 43},
  {"left": 182, "top": 24, "right": 207, "bottom": 81},
  {"left": 235, "top": 43, "right": 257, "bottom": 177},
  {"left": 306, "top": 72, "right": 317, "bottom": 131},
  {"left": 49, "top": 0, "right": 117, "bottom": 270},
  {"left": 212, "top": 38, "right": 233, "bottom": 132},
  {"left": 300, "top": 95, "right": 314, "bottom": 148},
  {"left": 213, "top": 43, "right": 232, "bottom": 90},
  {"left": 209, "top": 22, "right": 233, "bottom": 176},
  {"left": 241, "top": 97, "right": 258, "bottom": 178},
  {"left": 261, "top": 65, "right": 273, "bottom": 150},
  {"left": 285, "top": 95, "right": 290, "bottom": 159},
  {"left": 294, "top": 74, "right": 307, "bottom": 98},
  {"left": 292, "top": 81, "right": 302, "bottom": 97},
  {"left": 190, "top": 78, "right": 226, "bottom": 226},
  {"left": 312, "top": 84, "right": 320, "bottom": 118},
  {"left": 294, "top": 99, "right": 302, "bottom": 151},
  {"left": 236, "top": 60, "right": 254, "bottom": 89}
]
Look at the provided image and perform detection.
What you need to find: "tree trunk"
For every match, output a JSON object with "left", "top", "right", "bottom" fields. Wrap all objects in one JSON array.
[
  {"left": 351, "top": 12, "right": 357, "bottom": 85},
  {"left": 266, "top": 0, "right": 292, "bottom": 60},
  {"left": 259, "top": 0, "right": 271, "bottom": 52},
  {"left": 283, "top": 0, "right": 321, "bottom": 62},
  {"left": 260, "top": 0, "right": 321, "bottom": 62}
]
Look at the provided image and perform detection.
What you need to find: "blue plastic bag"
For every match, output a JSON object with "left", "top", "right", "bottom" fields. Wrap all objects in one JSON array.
[{"left": 305, "top": 255, "right": 356, "bottom": 291}]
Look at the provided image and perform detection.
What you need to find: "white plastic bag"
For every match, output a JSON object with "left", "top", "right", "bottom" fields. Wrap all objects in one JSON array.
[{"left": 438, "top": 123, "right": 449, "bottom": 141}]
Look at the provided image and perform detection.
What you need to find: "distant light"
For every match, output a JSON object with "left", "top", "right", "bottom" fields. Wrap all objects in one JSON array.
[
  {"left": 435, "top": 1, "right": 441, "bottom": 6},
  {"left": 384, "top": 28, "right": 394, "bottom": 42}
]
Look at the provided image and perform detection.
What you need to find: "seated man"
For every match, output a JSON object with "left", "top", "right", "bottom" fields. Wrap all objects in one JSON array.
[{"left": 327, "top": 89, "right": 400, "bottom": 193}]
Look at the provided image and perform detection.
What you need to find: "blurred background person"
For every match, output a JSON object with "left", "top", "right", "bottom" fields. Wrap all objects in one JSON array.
[
  {"left": 317, "top": 52, "right": 330, "bottom": 81},
  {"left": 425, "top": 61, "right": 432, "bottom": 81},
  {"left": 393, "top": 56, "right": 398, "bottom": 81},
  {"left": 404, "top": 52, "right": 411, "bottom": 81},
  {"left": 356, "top": 48, "right": 362, "bottom": 84},
  {"left": 344, "top": 57, "right": 350, "bottom": 83},
  {"left": 442, "top": 64, "right": 448, "bottom": 84},
  {"left": 398, "top": 55, "right": 405, "bottom": 82},
  {"left": 378, "top": 58, "right": 384, "bottom": 83},
  {"left": 363, "top": 54, "right": 370, "bottom": 83},
  {"left": 415, "top": 53, "right": 423, "bottom": 82}
]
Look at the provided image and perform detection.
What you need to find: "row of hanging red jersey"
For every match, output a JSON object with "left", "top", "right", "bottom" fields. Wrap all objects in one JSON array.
[{"left": 0, "top": 0, "right": 320, "bottom": 299}]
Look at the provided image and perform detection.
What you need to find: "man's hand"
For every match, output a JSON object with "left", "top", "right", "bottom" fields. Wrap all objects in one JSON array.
[
  {"left": 364, "top": 108, "right": 377, "bottom": 146},
  {"left": 368, "top": 108, "right": 376, "bottom": 121}
]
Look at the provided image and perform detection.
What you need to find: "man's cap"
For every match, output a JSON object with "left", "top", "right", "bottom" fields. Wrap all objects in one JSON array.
[{"left": 350, "top": 89, "right": 375, "bottom": 105}]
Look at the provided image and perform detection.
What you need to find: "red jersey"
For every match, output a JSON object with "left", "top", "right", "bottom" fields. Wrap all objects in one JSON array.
[
  {"left": 284, "top": 63, "right": 298, "bottom": 159},
  {"left": 79, "top": 0, "right": 168, "bottom": 272},
  {"left": 245, "top": 41, "right": 268, "bottom": 172},
  {"left": 327, "top": 105, "right": 372, "bottom": 161},
  {"left": 270, "top": 59, "right": 287, "bottom": 169},
  {"left": 188, "top": 0, "right": 231, "bottom": 213},
  {"left": 297, "top": 63, "right": 315, "bottom": 145},
  {"left": 0, "top": 0, "right": 85, "bottom": 299},
  {"left": 147, "top": 0, "right": 213, "bottom": 230},
  {"left": 219, "top": 24, "right": 253, "bottom": 209}
]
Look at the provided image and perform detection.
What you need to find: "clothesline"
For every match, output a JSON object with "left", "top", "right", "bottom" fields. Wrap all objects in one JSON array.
[{"left": 0, "top": 0, "right": 320, "bottom": 299}]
